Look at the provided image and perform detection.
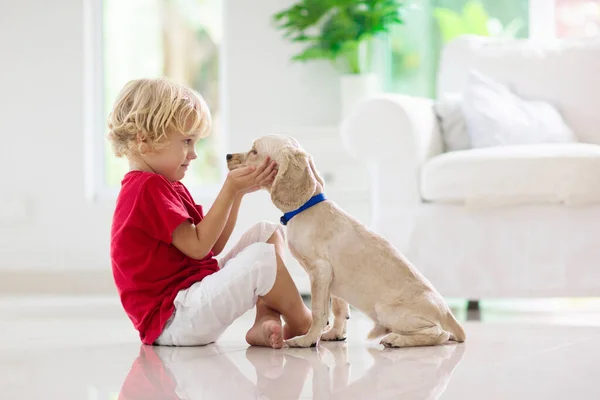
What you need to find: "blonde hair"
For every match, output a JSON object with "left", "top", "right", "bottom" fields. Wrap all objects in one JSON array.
[{"left": 107, "top": 77, "right": 212, "bottom": 158}]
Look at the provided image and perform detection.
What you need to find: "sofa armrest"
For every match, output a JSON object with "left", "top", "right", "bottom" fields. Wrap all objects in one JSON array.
[
  {"left": 340, "top": 94, "right": 443, "bottom": 235},
  {"left": 341, "top": 94, "right": 442, "bottom": 164}
]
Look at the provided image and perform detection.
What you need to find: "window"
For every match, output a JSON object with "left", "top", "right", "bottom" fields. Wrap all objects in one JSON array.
[
  {"left": 381, "top": 0, "right": 600, "bottom": 98},
  {"left": 87, "top": 0, "right": 224, "bottom": 199},
  {"left": 381, "top": 0, "right": 529, "bottom": 98}
]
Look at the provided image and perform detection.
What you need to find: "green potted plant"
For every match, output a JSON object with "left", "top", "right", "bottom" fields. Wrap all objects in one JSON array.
[{"left": 273, "top": 0, "right": 405, "bottom": 116}]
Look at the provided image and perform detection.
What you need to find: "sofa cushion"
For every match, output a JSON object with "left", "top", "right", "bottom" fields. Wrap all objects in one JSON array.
[
  {"left": 462, "top": 70, "right": 576, "bottom": 148},
  {"left": 433, "top": 93, "right": 470, "bottom": 152},
  {"left": 436, "top": 36, "right": 600, "bottom": 145},
  {"left": 420, "top": 143, "right": 600, "bottom": 206}
]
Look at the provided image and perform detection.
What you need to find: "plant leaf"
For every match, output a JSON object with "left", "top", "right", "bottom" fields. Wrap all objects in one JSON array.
[
  {"left": 433, "top": 8, "right": 466, "bottom": 43},
  {"left": 462, "top": 0, "right": 489, "bottom": 36},
  {"left": 292, "top": 45, "right": 333, "bottom": 62},
  {"left": 291, "top": 33, "right": 318, "bottom": 42},
  {"left": 273, "top": 0, "right": 405, "bottom": 66}
]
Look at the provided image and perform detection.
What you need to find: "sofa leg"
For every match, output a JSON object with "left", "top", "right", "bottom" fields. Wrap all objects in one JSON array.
[
  {"left": 467, "top": 300, "right": 480, "bottom": 311},
  {"left": 466, "top": 299, "right": 481, "bottom": 321}
]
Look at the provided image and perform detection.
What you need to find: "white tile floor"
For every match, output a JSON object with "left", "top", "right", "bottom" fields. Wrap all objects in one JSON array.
[{"left": 1, "top": 296, "right": 600, "bottom": 400}]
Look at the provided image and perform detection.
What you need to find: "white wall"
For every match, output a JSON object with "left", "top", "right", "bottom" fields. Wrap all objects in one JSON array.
[
  {"left": 0, "top": 0, "right": 113, "bottom": 271},
  {"left": 224, "top": 0, "right": 341, "bottom": 142},
  {"left": 0, "top": 0, "right": 342, "bottom": 282}
]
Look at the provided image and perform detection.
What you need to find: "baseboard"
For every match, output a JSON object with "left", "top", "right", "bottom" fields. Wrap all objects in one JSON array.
[{"left": 0, "top": 270, "right": 118, "bottom": 296}]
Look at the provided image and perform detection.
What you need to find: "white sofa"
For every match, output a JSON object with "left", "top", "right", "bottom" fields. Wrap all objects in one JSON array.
[{"left": 341, "top": 36, "right": 600, "bottom": 301}]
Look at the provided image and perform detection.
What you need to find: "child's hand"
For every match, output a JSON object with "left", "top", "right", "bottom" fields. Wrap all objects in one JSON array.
[{"left": 225, "top": 157, "right": 277, "bottom": 195}]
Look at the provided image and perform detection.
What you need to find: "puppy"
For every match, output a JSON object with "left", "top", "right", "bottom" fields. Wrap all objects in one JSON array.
[{"left": 227, "top": 135, "right": 466, "bottom": 348}]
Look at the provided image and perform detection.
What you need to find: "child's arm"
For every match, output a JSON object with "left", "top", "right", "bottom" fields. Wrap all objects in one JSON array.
[
  {"left": 171, "top": 182, "right": 237, "bottom": 260},
  {"left": 211, "top": 194, "right": 242, "bottom": 256},
  {"left": 171, "top": 158, "right": 276, "bottom": 260}
]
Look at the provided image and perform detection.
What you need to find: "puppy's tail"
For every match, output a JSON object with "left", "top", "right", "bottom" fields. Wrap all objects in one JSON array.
[{"left": 443, "top": 311, "right": 466, "bottom": 342}]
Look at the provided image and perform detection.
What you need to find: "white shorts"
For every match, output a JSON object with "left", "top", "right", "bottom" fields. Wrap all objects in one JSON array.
[{"left": 155, "top": 221, "right": 282, "bottom": 346}]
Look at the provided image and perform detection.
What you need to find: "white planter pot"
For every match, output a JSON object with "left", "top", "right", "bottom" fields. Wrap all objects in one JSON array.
[{"left": 340, "top": 73, "right": 381, "bottom": 118}]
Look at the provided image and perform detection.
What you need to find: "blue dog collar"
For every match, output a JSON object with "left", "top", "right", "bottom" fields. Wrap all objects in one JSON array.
[{"left": 280, "top": 193, "right": 327, "bottom": 226}]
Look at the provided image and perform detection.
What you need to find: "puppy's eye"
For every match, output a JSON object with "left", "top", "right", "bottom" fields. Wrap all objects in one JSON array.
[{"left": 250, "top": 149, "right": 257, "bottom": 155}]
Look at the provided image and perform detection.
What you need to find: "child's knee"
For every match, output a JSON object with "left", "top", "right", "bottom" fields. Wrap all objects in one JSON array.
[
  {"left": 267, "top": 224, "right": 285, "bottom": 244},
  {"left": 249, "top": 221, "right": 285, "bottom": 243}
]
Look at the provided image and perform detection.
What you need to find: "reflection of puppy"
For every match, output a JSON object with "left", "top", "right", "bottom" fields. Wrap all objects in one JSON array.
[
  {"left": 337, "top": 345, "right": 465, "bottom": 400},
  {"left": 227, "top": 135, "right": 466, "bottom": 348},
  {"left": 284, "top": 342, "right": 351, "bottom": 398},
  {"left": 288, "top": 342, "right": 466, "bottom": 400}
]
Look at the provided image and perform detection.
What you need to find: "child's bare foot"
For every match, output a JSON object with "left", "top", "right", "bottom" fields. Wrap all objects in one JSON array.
[
  {"left": 246, "top": 319, "right": 284, "bottom": 349},
  {"left": 283, "top": 305, "right": 313, "bottom": 340}
]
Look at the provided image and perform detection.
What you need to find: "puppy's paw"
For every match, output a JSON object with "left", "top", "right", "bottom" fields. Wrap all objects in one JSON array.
[
  {"left": 321, "top": 327, "right": 346, "bottom": 342},
  {"left": 285, "top": 335, "right": 318, "bottom": 348},
  {"left": 380, "top": 333, "right": 404, "bottom": 348}
]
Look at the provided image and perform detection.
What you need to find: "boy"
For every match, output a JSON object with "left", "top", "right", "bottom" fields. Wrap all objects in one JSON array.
[{"left": 108, "top": 77, "right": 311, "bottom": 348}]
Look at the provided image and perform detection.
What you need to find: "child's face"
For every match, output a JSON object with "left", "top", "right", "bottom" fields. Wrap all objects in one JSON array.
[{"left": 141, "top": 130, "right": 199, "bottom": 182}]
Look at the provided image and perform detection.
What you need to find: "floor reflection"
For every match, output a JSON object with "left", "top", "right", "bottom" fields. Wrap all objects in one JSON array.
[{"left": 119, "top": 341, "right": 465, "bottom": 399}]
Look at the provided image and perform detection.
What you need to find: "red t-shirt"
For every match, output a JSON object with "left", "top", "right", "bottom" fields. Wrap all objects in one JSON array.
[{"left": 110, "top": 171, "right": 220, "bottom": 345}]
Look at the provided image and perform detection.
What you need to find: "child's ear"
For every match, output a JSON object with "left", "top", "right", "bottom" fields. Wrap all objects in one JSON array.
[{"left": 136, "top": 133, "right": 149, "bottom": 154}]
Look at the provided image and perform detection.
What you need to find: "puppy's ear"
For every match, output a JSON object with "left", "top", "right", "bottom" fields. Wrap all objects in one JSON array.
[
  {"left": 271, "top": 146, "right": 317, "bottom": 211},
  {"left": 285, "top": 136, "right": 324, "bottom": 186},
  {"left": 308, "top": 156, "right": 324, "bottom": 187}
]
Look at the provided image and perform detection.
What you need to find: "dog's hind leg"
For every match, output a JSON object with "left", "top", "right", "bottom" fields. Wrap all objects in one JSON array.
[
  {"left": 366, "top": 323, "right": 390, "bottom": 340},
  {"left": 322, "top": 296, "right": 350, "bottom": 341},
  {"left": 375, "top": 302, "right": 450, "bottom": 348},
  {"left": 380, "top": 326, "right": 450, "bottom": 348}
]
